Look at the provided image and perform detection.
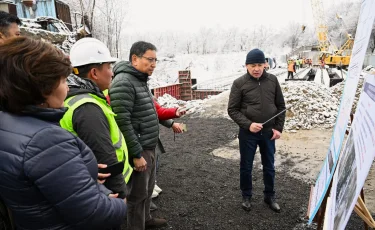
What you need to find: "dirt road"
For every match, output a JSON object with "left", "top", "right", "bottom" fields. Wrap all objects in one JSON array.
[{"left": 133, "top": 117, "right": 371, "bottom": 230}]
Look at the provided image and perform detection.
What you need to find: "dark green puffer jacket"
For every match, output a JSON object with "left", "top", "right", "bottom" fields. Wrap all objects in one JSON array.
[{"left": 110, "top": 61, "right": 159, "bottom": 159}]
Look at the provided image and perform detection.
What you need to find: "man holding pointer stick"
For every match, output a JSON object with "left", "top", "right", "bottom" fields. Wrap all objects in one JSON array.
[{"left": 228, "top": 49, "right": 286, "bottom": 213}]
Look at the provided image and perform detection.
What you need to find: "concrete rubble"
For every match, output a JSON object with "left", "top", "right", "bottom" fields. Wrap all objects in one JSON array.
[
  {"left": 282, "top": 81, "right": 339, "bottom": 130},
  {"left": 20, "top": 17, "right": 76, "bottom": 54},
  {"left": 330, "top": 78, "right": 364, "bottom": 114}
]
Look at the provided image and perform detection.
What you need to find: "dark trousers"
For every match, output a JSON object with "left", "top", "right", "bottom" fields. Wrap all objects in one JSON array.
[
  {"left": 127, "top": 149, "right": 156, "bottom": 230},
  {"left": 287, "top": 71, "right": 294, "bottom": 79},
  {"left": 239, "top": 128, "right": 276, "bottom": 199}
]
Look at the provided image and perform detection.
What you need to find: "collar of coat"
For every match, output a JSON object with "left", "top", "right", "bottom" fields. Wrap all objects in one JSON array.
[
  {"left": 129, "top": 65, "right": 149, "bottom": 82},
  {"left": 66, "top": 74, "right": 106, "bottom": 100},
  {"left": 22, "top": 106, "right": 67, "bottom": 123},
  {"left": 113, "top": 61, "right": 149, "bottom": 82}
]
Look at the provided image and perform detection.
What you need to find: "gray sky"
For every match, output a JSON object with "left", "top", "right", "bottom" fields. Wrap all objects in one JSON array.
[{"left": 125, "top": 0, "right": 352, "bottom": 33}]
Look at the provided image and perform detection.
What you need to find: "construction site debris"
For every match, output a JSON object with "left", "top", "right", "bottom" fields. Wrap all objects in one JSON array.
[
  {"left": 156, "top": 93, "right": 206, "bottom": 115},
  {"left": 330, "top": 78, "right": 364, "bottom": 114},
  {"left": 281, "top": 81, "right": 339, "bottom": 130},
  {"left": 20, "top": 17, "right": 76, "bottom": 54}
]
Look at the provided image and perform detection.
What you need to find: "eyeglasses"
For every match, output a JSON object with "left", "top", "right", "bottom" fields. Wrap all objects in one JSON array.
[{"left": 140, "top": 56, "right": 158, "bottom": 64}]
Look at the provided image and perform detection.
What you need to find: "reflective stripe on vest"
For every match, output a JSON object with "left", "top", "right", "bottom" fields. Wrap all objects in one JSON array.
[
  {"left": 67, "top": 94, "right": 124, "bottom": 148},
  {"left": 60, "top": 93, "right": 133, "bottom": 183}
]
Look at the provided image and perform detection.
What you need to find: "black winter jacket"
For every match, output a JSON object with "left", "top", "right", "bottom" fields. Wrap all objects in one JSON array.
[
  {"left": 228, "top": 71, "right": 286, "bottom": 132},
  {"left": 0, "top": 106, "right": 126, "bottom": 230},
  {"left": 110, "top": 61, "right": 159, "bottom": 159}
]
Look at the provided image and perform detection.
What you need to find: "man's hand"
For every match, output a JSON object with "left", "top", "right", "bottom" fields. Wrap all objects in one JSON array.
[
  {"left": 249, "top": 123, "right": 263, "bottom": 133},
  {"left": 172, "top": 123, "right": 183, "bottom": 133},
  {"left": 133, "top": 156, "right": 147, "bottom": 172},
  {"left": 271, "top": 129, "right": 281, "bottom": 140},
  {"left": 109, "top": 193, "right": 119, "bottom": 198},
  {"left": 97, "top": 164, "right": 110, "bottom": 184},
  {"left": 175, "top": 107, "right": 186, "bottom": 117}
]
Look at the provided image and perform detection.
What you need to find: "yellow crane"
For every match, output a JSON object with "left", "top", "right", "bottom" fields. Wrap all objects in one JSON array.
[{"left": 310, "top": 0, "right": 354, "bottom": 69}]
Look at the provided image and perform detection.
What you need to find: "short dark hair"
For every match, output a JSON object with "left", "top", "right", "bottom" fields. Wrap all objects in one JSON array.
[
  {"left": 0, "top": 11, "right": 21, "bottom": 36},
  {"left": 0, "top": 37, "right": 72, "bottom": 113},
  {"left": 129, "top": 41, "right": 157, "bottom": 62},
  {"left": 75, "top": 63, "right": 103, "bottom": 79}
]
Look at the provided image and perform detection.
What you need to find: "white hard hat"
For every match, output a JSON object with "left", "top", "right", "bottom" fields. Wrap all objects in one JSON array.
[{"left": 70, "top": 38, "right": 117, "bottom": 67}]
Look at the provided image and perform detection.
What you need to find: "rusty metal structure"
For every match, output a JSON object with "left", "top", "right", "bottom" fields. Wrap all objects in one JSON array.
[
  {"left": 0, "top": 0, "right": 17, "bottom": 15},
  {"left": 152, "top": 70, "right": 223, "bottom": 101}
]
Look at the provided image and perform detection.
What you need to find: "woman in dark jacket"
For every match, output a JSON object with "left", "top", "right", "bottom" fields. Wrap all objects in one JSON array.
[{"left": 0, "top": 37, "right": 126, "bottom": 230}]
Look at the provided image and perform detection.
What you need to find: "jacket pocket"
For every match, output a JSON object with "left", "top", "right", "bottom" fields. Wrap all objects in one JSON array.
[
  {"left": 246, "top": 106, "right": 258, "bottom": 121},
  {"left": 133, "top": 122, "right": 141, "bottom": 139},
  {"left": 263, "top": 104, "right": 278, "bottom": 125}
]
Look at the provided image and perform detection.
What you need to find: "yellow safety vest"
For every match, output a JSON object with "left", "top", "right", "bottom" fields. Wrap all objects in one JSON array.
[{"left": 60, "top": 93, "right": 133, "bottom": 183}]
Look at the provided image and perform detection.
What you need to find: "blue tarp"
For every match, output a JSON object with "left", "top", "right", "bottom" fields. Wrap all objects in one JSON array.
[{"left": 15, "top": 0, "right": 57, "bottom": 19}]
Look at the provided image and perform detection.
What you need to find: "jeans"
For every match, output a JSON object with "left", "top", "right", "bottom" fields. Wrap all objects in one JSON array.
[{"left": 239, "top": 128, "right": 276, "bottom": 198}]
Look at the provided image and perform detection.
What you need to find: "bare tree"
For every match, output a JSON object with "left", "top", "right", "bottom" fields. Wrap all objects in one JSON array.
[
  {"left": 89, "top": 0, "right": 96, "bottom": 31},
  {"left": 74, "top": 0, "right": 96, "bottom": 30},
  {"left": 220, "top": 27, "right": 238, "bottom": 53},
  {"left": 198, "top": 27, "right": 214, "bottom": 54},
  {"left": 239, "top": 31, "right": 249, "bottom": 51},
  {"left": 284, "top": 22, "right": 303, "bottom": 50},
  {"left": 185, "top": 38, "right": 193, "bottom": 54},
  {"left": 88, "top": 0, "right": 127, "bottom": 57}
]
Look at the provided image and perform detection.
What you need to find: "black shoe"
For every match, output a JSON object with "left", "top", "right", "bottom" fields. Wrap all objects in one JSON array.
[
  {"left": 241, "top": 197, "right": 251, "bottom": 211},
  {"left": 264, "top": 196, "right": 281, "bottom": 213},
  {"left": 145, "top": 218, "right": 167, "bottom": 229},
  {"left": 150, "top": 201, "right": 158, "bottom": 212}
]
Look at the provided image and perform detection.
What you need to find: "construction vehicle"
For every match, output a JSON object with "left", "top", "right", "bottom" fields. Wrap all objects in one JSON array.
[{"left": 310, "top": 0, "right": 354, "bottom": 69}]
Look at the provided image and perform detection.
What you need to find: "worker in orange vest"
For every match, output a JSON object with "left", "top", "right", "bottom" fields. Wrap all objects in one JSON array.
[{"left": 287, "top": 60, "right": 296, "bottom": 79}]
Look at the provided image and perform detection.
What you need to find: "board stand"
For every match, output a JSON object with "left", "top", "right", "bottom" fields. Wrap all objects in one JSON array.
[
  {"left": 308, "top": 186, "right": 374, "bottom": 229},
  {"left": 307, "top": 114, "right": 375, "bottom": 229}
]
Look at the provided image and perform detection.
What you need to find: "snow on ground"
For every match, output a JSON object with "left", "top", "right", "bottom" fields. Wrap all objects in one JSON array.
[
  {"left": 150, "top": 51, "right": 285, "bottom": 90},
  {"left": 150, "top": 52, "right": 248, "bottom": 88}
]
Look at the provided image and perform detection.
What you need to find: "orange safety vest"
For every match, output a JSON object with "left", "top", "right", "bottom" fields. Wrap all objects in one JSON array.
[{"left": 288, "top": 62, "right": 294, "bottom": 72}]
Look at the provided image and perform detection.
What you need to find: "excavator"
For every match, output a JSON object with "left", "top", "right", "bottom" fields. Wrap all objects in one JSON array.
[{"left": 310, "top": 0, "right": 354, "bottom": 69}]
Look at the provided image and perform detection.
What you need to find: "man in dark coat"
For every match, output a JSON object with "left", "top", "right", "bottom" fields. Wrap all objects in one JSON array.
[
  {"left": 110, "top": 41, "right": 167, "bottom": 230},
  {"left": 228, "top": 48, "right": 286, "bottom": 213}
]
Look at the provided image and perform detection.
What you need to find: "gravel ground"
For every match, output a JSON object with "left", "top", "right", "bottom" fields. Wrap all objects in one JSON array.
[{"left": 135, "top": 117, "right": 370, "bottom": 230}]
